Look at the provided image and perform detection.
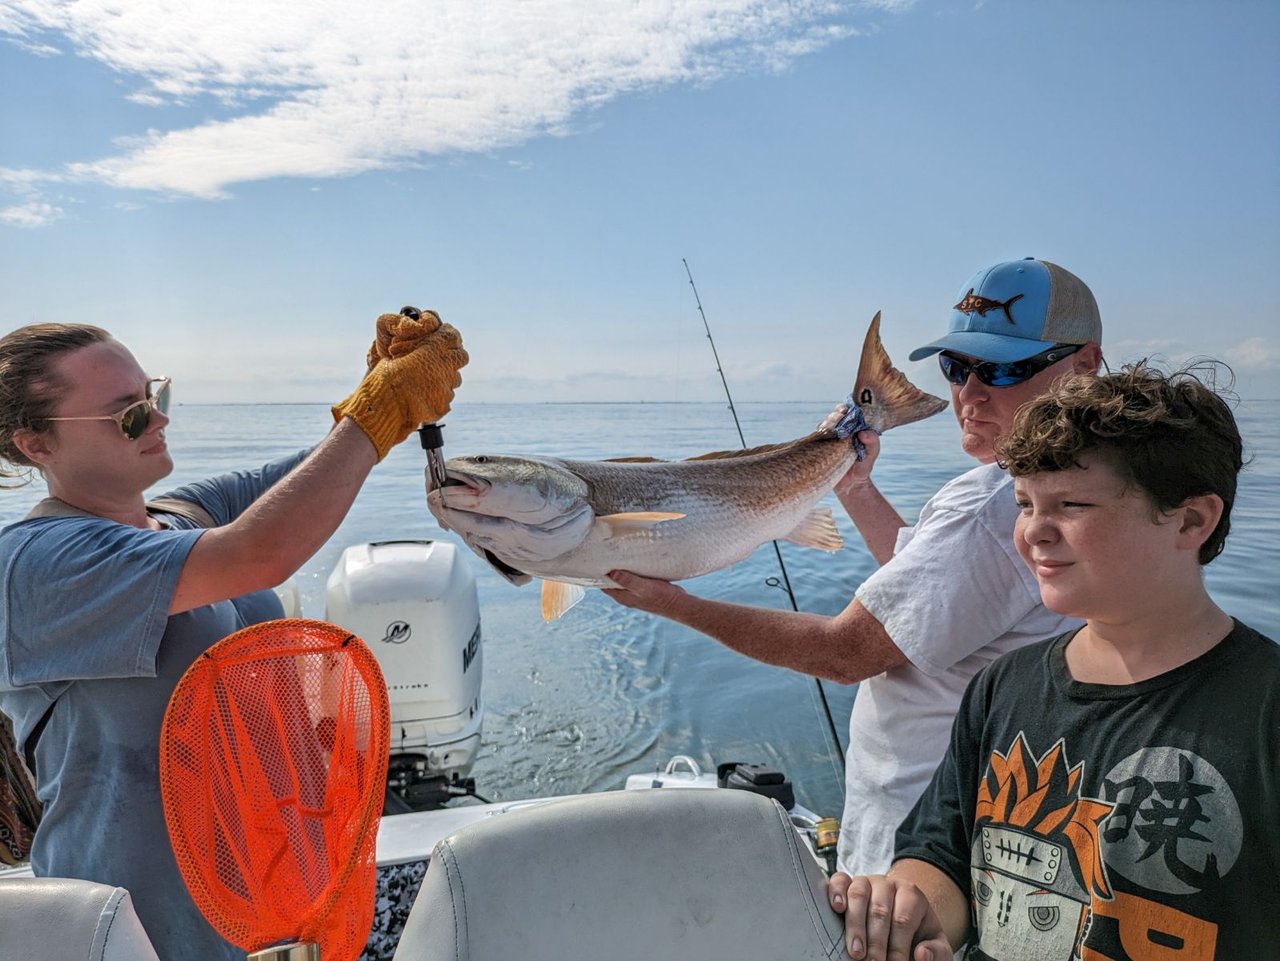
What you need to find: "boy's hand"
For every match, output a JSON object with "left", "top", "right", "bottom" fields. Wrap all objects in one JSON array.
[{"left": 828, "top": 872, "right": 952, "bottom": 961}]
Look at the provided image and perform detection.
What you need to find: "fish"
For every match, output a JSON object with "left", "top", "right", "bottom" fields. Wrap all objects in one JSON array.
[{"left": 426, "top": 313, "right": 948, "bottom": 620}]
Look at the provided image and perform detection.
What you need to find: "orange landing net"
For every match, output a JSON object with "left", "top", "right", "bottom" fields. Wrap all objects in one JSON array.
[{"left": 160, "top": 618, "right": 391, "bottom": 961}]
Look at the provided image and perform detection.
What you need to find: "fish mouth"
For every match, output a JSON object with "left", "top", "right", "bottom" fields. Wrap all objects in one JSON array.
[
  {"left": 483, "top": 549, "right": 528, "bottom": 581},
  {"left": 441, "top": 471, "right": 487, "bottom": 493},
  {"left": 433, "top": 472, "right": 492, "bottom": 507}
]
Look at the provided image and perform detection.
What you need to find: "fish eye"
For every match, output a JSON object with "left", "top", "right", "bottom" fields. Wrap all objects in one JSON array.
[{"left": 473, "top": 455, "right": 488, "bottom": 464}]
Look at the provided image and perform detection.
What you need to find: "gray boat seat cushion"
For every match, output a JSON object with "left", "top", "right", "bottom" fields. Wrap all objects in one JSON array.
[
  {"left": 0, "top": 876, "right": 161, "bottom": 961},
  {"left": 395, "top": 788, "right": 844, "bottom": 961}
]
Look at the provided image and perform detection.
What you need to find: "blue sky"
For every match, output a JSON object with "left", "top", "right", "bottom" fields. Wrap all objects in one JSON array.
[{"left": 2, "top": 0, "right": 1277, "bottom": 403}]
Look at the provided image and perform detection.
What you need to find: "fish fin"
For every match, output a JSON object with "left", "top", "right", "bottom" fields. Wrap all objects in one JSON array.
[
  {"left": 603, "top": 456, "right": 669, "bottom": 463},
  {"left": 596, "top": 512, "right": 685, "bottom": 535},
  {"left": 851, "top": 312, "right": 948, "bottom": 433},
  {"left": 684, "top": 440, "right": 797, "bottom": 462},
  {"left": 541, "top": 580, "right": 587, "bottom": 621},
  {"left": 782, "top": 507, "right": 844, "bottom": 552}
]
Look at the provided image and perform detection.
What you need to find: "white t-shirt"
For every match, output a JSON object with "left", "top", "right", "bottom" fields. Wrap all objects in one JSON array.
[{"left": 838, "top": 462, "right": 1080, "bottom": 876}]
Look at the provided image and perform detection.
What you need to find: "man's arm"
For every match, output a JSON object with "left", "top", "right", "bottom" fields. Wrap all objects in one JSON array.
[
  {"left": 827, "top": 860, "right": 968, "bottom": 960},
  {"left": 604, "top": 573, "right": 907, "bottom": 684},
  {"left": 823, "top": 427, "right": 909, "bottom": 566},
  {"left": 835, "top": 475, "right": 907, "bottom": 566}
]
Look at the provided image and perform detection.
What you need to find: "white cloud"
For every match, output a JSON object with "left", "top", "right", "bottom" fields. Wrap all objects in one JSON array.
[
  {"left": 0, "top": 167, "right": 69, "bottom": 224},
  {"left": 0, "top": 200, "right": 61, "bottom": 227},
  {"left": 0, "top": 0, "right": 900, "bottom": 203},
  {"left": 1220, "top": 337, "right": 1280, "bottom": 371},
  {"left": 1109, "top": 335, "right": 1280, "bottom": 372}
]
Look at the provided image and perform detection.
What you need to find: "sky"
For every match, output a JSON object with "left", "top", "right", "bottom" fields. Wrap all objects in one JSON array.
[{"left": 2, "top": 0, "right": 1278, "bottom": 404}]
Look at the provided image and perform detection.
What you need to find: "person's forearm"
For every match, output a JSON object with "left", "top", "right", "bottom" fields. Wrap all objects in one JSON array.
[
  {"left": 226, "top": 418, "right": 377, "bottom": 573},
  {"left": 656, "top": 590, "right": 904, "bottom": 684},
  {"left": 171, "top": 419, "right": 377, "bottom": 612},
  {"left": 835, "top": 477, "right": 906, "bottom": 566},
  {"left": 887, "top": 858, "right": 970, "bottom": 948}
]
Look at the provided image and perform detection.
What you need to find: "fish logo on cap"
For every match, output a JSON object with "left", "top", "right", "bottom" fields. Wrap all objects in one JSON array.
[{"left": 954, "top": 289, "right": 1024, "bottom": 325}]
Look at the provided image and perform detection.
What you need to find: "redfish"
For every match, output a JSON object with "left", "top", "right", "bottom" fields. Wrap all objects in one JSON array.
[{"left": 427, "top": 313, "right": 946, "bottom": 620}]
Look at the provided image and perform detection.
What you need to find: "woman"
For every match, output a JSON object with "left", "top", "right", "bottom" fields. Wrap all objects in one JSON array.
[{"left": 0, "top": 309, "right": 466, "bottom": 960}]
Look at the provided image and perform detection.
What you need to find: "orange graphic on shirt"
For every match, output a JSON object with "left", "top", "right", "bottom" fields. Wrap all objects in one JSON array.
[
  {"left": 1081, "top": 891, "right": 1217, "bottom": 961},
  {"left": 972, "top": 734, "right": 1221, "bottom": 960},
  {"left": 976, "top": 733, "right": 1113, "bottom": 899}
]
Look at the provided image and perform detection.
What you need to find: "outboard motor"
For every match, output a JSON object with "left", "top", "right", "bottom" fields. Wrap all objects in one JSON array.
[{"left": 325, "top": 539, "right": 483, "bottom": 809}]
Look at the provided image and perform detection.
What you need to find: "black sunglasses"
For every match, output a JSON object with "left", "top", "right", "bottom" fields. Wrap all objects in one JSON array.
[
  {"left": 938, "top": 345, "right": 1081, "bottom": 389},
  {"left": 47, "top": 377, "right": 173, "bottom": 441}
]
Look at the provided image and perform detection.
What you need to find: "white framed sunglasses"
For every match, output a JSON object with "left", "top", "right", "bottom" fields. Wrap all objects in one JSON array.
[{"left": 47, "top": 377, "right": 173, "bottom": 441}]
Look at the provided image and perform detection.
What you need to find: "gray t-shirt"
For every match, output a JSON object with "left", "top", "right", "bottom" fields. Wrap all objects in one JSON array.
[{"left": 0, "top": 452, "right": 307, "bottom": 961}]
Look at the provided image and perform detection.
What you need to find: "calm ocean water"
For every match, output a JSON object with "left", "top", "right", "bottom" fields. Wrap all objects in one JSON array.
[{"left": 4, "top": 400, "right": 1277, "bottom": 820}]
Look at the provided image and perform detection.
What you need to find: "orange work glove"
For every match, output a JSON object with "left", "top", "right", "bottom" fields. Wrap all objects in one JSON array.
[{"left": 334, "top": 306, "right": 468, "bottom": 460}]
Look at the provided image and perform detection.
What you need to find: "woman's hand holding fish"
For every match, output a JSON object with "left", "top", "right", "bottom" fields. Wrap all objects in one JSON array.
[
  {"left": 602, "top": 570, "right": 688, "bottom": 615},
  {"left": 334, "top": 306, "right": 469, "bottom": 460}
]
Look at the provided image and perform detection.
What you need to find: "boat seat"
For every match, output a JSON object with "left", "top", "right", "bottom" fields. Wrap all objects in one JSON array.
[
  {"left": 0, "top": 875, "right": 161, "bottom": 961},
  {"left": 395, "top": 787, "right": 844, "bottom": 961}
]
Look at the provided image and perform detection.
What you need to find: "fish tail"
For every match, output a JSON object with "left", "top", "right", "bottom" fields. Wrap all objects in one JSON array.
[{"left": 850, "top": 312, "right": 948, "bottom": 433}]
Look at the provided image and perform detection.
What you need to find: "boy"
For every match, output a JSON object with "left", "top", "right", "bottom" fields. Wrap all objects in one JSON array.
[{"left": 828, "top": 362, "right": 1279, "bottom": 960}]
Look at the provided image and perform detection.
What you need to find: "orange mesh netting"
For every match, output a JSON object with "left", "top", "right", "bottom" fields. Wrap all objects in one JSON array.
[{"left": 160, "top": 618, "right": 390, "bottom": 960}]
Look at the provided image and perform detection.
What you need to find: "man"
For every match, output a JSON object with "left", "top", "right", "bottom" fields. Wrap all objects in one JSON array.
[
  {"left": 829, "top": 362, "right": 1276, "bottom": 961},
  {"left": 604, "top": 258, "right": 1102, "bottom": 875}
]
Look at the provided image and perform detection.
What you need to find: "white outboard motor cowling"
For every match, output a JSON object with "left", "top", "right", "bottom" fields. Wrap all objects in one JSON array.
[{"left": 325, "top": 539, "right": 483, "bottom": 809}]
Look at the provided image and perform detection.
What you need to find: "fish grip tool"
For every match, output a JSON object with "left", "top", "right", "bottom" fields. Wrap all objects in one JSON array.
[
  {"left": 419, "top": 422, "right": 449, "bottom": 491},
  {"left": 159, "top": 618, "right": 391, "bottom": 961}
]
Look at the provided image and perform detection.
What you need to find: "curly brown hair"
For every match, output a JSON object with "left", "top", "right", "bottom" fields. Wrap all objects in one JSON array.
[
  {"left": 0, "top": 323, "right": 114, "bottom": 484},
  {"left": 997, "top": 361, "right": 1243, "bottom": 565}
]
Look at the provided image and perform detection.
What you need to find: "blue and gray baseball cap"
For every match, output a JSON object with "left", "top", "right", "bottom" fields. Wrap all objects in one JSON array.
[{"left": 909, "top": 258, "right": 1102, "bottom": 363}]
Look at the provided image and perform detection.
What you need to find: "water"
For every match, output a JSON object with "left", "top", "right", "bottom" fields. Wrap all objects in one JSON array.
[{"left": 4, "top": 400, "right": 1277, "bottom": 820}]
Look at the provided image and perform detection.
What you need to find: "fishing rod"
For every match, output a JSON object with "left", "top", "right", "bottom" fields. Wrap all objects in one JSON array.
[{"left": 681, "top": 258, "right": 845, "bottom": 772}]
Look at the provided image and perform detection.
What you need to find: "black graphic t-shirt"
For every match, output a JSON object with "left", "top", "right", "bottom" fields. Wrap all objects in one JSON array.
[{"left": 896, "top": 619, "right": 1280, "bottom": 959}]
